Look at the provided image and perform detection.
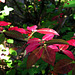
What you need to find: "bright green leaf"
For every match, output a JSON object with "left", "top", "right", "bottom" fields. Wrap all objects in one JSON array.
[
  {"left": 7, "top": 39, "right": 14, "bottom": 44},
  {"left": 64, "top": 1, "right": 75, "bottom": 8},
  {"left": 9, "top": 49, "right": 17, "bottom": 56}
]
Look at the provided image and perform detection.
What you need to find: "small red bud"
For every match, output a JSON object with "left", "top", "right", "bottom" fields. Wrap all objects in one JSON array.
[
  {"left": 38, "top": 0, "right": 41, "bottom": 1},
  {"left": 0, "top": 27, "right": 3, "bottom": 31},
  {"left": 67, "top": 3, "right": 69, "bottom": 5},
  {"left": 28, "top": 33, "right": 32, "bottom": 38},
  {"left": 60, "top": 16, "right": 62, "bottom": 18}
]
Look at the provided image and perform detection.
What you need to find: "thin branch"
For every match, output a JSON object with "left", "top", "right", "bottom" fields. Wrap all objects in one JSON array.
[{"left": 55, "top": 17, "right": 68, "bottom": 38}]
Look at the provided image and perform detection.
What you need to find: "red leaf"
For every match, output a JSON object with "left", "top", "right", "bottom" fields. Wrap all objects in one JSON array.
[
  {"left": 59, "top": 13, "right": 64, "bottom": 16},
  {"left": 37, "top": 28, "right": 59, "bottom": 36},
  {"left": 25, "top": 42, "right": 40, "bottom": 55},
  {"left": 27, "top": 25, "right": 37, "bottom": 31},
  {"left": 54, "top": 44, "right": 69, "bottom": 50},
  {"left": 8, "top": 26, "right": 28, "bottom": 34},
  {"left": 54, "top": 59, "right": 75, "bottom": 74},
  {"left": 27, "top": 47, "right": 43, "bottom": 69},
  {"left": 0, "top": 27, "right": 3, "bottom": 31},
  {"left": 41, "top": 46, "right": 56, "bottom": 66},
  {"left": 67, "top": 39, "right": 75, "bottom": 46},
  {"left": 0, "top": 21, "right": 11, "bottom": 26},
  {"left": 38, "top": 0, "right": 41, "bottom": 1},
  {"left": 62, "top": 50, "right": 74, "bottom": 60},
  {"left": 48, "top": 45, "right": 59, "bottom": 52},
  {"left": 42, "top": 34, "right": 54, "bottom": 41},
  {"left": 27, "top": 38, "right": 41, "bottom": 44}
]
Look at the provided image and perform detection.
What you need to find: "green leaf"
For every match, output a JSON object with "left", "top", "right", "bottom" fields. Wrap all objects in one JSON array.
[
  {"left": 0, "top": 34, "right": 5, "bottom": 44},
  {"left": 9, "top": 49, "right": 17, "bottom": 56},
  {"left": 7, "top": 39, "right": 14, "bottom": 44},
  {"left": 64, "top": 1, "right": 75, "bottom": 8},
  {"left": 4, "top": 30, "right": 25, "bottom": 42},
  {"left": 45, "top": 39, "right": 69, "bottom": 45},
  {"left": 42, "top": 70, "right": 45, "bottom": 75},
  {"left": 6, "top": 69, "right": 16, "bottom": 75},
  {"left": 73, "top": 14, "right": 75, "bottom": 19},
  {"left": 22, "top": 69, "right": 28, "bottom": 75},
  {"left": 68, "top": 70, "right": 72, "bottom": 75},
  {"left": 56, "top": 53, "right": 72, "bottom": 62},
  {"left": 6, "top": 59, "right": 13, "bottom": 68},
  {"left": 28, "top": 5, "right": 33, "bottom": 8},
  {"left": 62, "top": 32, "right": 74, "bottom": 40}
]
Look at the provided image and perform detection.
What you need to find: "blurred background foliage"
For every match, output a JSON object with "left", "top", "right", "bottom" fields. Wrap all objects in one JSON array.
[{"left": 0, "top": 0, "right": 75, "bottom": 75}]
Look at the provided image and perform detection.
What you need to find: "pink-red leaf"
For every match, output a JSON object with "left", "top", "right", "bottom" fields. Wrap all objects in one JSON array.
[
  {"left": 41, "top": 47, "right": 56, "bottom": 66},
  {"left": 25, "top": 42, "right": 40, "bottom": 55},
  {"left": 67, "top": 39, "right": 75, "bottom": 46},
  {"left": 8, "top": 26, "right": 28, "bottom": 34},
  {"left": 54, "top": 44, "right": 69, "bottom": 50},
  {"left": 42, "top": 34, "right": 54, "bottom": 41},
  {"left": 27, "top": 25, "right": 37, "bottom": 31},
  {"left": 48, "top": 45, "right": 59, "bottom": 52},
  {"left": 27, "top": 47, "right": 43, "bottom": 69},
  {"left": 0, "top": 21, "right": 11, "bottom": 26},
  {"left": 62, "top": 50, "right": 74, "bottom": 60},
  {"left": 27, "top": 38, "right": 41, "bottom": 44},
  {"left": 0, "top": 27, "right": 3, "bottom": 31},
  {"left": 37, "top": 28, "right": 59, "bottom": 36},
  {"left": 54, "top": 59, "right": 75, "bottom": 74}
]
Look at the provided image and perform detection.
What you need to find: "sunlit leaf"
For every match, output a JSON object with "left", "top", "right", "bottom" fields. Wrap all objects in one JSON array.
[
  {"left": 7, "top": 39, "right": 14, "bottom": 44},
  {"left": 37, "top": 28, "right": 59, "bottom": 36},
  {"left": 9, "top": 49, "right": 17, "bottom": 56},
  {"left": 42, "top": 34, "right": 54, "bottom": 41},
  {"left": 27, "top": 25, "right": 37, "bottom": 31}
]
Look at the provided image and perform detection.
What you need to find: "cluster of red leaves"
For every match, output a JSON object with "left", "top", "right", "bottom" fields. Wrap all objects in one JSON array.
[
  {"left": 0, "top": 21, "right": 75, "bottom": 74},
  {"left": 0, "top": 21, "right": 11, "bottom": 26},
  {"left": 0, "top": 21, "right": 11, "bottom": 31},
  {"left": 25, "top": 25, "right": 75, "bottom": 69}
]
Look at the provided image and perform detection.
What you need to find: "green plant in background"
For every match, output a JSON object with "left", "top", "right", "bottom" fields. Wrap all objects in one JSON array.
[
  {"left": 0, "top": 0, "right": 75, "bottom": 75},
  {"left": 0, "top": 5, "right": 14, "bottom": 21}
]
